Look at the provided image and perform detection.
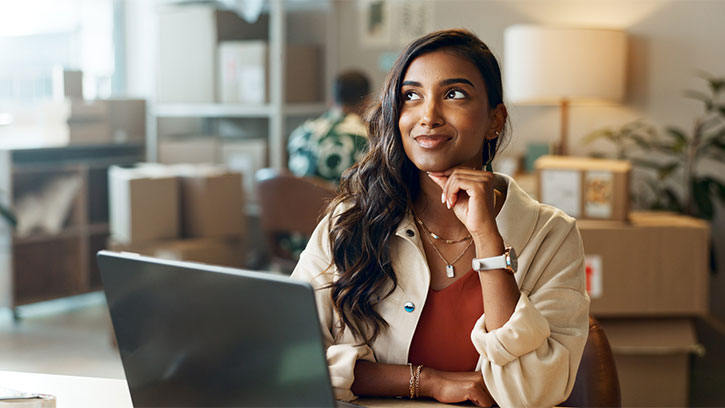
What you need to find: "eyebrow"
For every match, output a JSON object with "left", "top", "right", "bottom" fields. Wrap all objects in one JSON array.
[{"left": 401, "top": 78, "right": 475, "bottom": 88}]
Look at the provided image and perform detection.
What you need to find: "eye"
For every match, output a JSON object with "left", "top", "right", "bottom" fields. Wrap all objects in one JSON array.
[
  {"left": 446, "top": 89, "right": 466, "bottom": 99},
  {"left": 404, "top": 91, "right": 421, "bottom": 101}
]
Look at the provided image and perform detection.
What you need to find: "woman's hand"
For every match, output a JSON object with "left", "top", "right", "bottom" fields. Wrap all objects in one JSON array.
[
  {"left": 427, "top": 167, "right": 498, "bottom": 240},
  {"left": 419, "top": 367, "right": 494, "bottom": 407}
]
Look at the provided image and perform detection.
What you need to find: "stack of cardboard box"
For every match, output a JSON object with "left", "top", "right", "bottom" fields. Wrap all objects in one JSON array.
[
  {"left": 42, "top": 68, "right": 146, "bottom": 146},
  {"left": 108, "top": 164, "right": 246, "bottom": 269},
  {"left": 535, "top": 156, "right": 709, "bottom": 407}
]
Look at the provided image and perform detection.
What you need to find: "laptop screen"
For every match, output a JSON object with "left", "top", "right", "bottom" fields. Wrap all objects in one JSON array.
[{"left": 97, "top": 251, "right": 336, "bottom": 407}]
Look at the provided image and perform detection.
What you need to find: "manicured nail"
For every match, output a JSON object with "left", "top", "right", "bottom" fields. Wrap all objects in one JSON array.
[
  {"left": 441, "top": 193, "right": 446, "bottom": 204},
  {"left": 446, "top": 201, "right": 451, "bottom": 209}
]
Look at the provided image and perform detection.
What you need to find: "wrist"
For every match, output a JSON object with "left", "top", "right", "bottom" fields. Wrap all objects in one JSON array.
[
  {"left": 417, "top": 366, "right": 437, "bottom": 398},
  {"left": 472, "top": 234, "right": 505, "bottom": 259}
]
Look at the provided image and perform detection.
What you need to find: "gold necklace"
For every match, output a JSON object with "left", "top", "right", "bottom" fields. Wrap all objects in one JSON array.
[
  {"left": 421, "top": 227, "right": 474, "bottom": 278},
  {"left": 414, "top": 216, "right": 472, "bottom": 244}
]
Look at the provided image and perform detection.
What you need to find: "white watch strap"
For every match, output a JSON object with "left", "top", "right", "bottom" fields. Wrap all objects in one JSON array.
[{"left": 472, "top": 254, "right": 507, "bottom": 271}]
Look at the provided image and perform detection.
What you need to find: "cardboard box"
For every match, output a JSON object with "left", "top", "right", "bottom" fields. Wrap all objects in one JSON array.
[
  {"left": 107, "top": 237, "right": 246, "bottom": 269},
  {"left": 535, "top": 155, "right": 631, "bottom": 221},
  {"left": 108, "top": 166, "right": 180, "bottom": 244},
  {"left": 173, "top": 165, "right": 245, "bottom": 238},
  {"left": 159, "top": 137, "right": 220, "bottom": 164},
  {"left": 285, "top": 45, "right": 322, "bottom": 103},
  {"left": 154, "top": 237, "right": 246, "bottom": 268},
  {"left": 158, "top": 5, "right": 217, "bottom": 103},
  {"left": 579, "top": 211, "right": 709, "bottom": 316},
  {"left": 105, "top": 98, "right": 146, "bottom": 143},
  {"left": 52, "top": 67, "right": 83, "bottom": 100},
  {"left": 65, "top": 120, "right": 113, "bottom": 145},
  {"left": 41, "top": 99, "right": 109, "bottom": 122},
  {"left": 600, "top": 318, "right": 703, "bottom": 407},
  {"left": 217, "top": 41, "right": 322, "bottom": 104},
  {"left": 220, "top": 138, "right": 267, "bottom": 201},
  {"left": 218, "top": 40, "right": 267, "bottom": 104}
]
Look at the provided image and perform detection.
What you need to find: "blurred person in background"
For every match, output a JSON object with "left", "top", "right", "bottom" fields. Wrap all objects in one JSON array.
[{"left": 287, "top": 70, "right": 371, "bottom": 184}]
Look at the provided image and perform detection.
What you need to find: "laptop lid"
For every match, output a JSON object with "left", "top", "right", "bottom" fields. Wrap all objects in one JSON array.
[{"left": 97, "top": 250, "right": 336, "bottom": 407}]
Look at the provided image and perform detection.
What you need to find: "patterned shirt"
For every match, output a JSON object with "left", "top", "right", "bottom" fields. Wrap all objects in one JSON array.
[{"left": 287, "top": 109, "right": 368, "bottom": 184}]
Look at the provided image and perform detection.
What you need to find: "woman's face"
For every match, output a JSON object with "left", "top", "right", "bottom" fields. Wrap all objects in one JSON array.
[{"left": 398, "top": 49, "right": 498, "bottom": 172}]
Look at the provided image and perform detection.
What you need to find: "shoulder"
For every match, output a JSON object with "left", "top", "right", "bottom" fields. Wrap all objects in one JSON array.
[{"left": 333, "top": 113, "right": 368, "bottom": 138}]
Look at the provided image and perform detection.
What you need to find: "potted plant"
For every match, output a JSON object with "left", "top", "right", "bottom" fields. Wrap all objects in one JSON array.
[{"left": 583, "top": 73, "right": 725, "bottom": 219}]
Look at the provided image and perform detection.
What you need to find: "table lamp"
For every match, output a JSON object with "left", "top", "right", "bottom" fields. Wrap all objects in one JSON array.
[{"left": 504, "top": 25, "right": 627, "bottom": 155}]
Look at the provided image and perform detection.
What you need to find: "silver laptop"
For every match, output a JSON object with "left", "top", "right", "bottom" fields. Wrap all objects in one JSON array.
[{"left": 97, "top": 250, "right": 359, "bottom": 408}]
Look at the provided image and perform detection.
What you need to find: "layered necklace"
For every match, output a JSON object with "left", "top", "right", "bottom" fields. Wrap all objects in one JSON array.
[{"left": 415, "top": 216, "right": 473, "bottom": 278}]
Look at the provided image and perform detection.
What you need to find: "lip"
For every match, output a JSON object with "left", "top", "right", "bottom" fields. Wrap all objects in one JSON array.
[{"left": 413, "top": 134, "right": 452, "bottom": 149}]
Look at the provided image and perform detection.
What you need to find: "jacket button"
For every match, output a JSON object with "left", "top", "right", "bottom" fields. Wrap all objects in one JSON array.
[
  {"left": 406, "top": 229, "right": 415, "bottom": 237},
  {"left": 404, "top": 302, "right": 415, "bottom": 312}
]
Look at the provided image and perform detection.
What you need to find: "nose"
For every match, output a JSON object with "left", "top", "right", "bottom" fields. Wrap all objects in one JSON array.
[{"left": 419, "top": 98, "right": 444, "bottom": 129}]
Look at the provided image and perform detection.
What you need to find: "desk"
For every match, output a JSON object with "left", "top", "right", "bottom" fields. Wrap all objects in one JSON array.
[
  {"left": 0, "top": 371, "right": 132, "bottom": 408},
  {"left": 0, "top": 371, "right": 450, "bottom": 407}
]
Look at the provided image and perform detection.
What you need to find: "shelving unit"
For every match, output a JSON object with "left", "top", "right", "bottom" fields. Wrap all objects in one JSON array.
[
  {"left": 0, "top": 144, "right": 145, "bottom": 313},
  {"left": 148, "top": 0, "right": 338, "bottom": 170}
]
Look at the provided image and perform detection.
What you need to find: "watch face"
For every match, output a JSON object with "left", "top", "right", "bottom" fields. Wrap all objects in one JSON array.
[{"left": 506, "top": 247, "right": 518, "bottom": 272}]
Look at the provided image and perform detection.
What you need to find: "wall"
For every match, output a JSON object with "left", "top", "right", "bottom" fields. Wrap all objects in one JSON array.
[{"left": 335, "top": 0, "right": 725, "bottom": 317}]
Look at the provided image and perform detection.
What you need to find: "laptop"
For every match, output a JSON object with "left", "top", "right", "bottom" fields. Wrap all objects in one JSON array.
[{"left": 97, "top": 250, "right": 360, "bottom": 408}]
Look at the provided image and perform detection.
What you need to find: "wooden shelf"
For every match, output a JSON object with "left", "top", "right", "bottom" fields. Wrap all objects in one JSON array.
[
  {"left": 154, "top": 103, "right": 274, "bottom": 118},
  {"left": 1, "top": 144, "right": 145, "bottom": 309},
  {"left": 154, "top": 102, "right": 327, "bottom": 118},
  {"left": 12, "top": 226, "right": 85, "bottom": 245}
]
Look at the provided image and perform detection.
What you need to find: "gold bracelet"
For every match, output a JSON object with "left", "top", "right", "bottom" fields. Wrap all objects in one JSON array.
[
  {"left": 414, "top": 364, "right": 423, "bottom": 398},
  {"left": 408, "top": 363, "right": 415, "bottom": 399}
]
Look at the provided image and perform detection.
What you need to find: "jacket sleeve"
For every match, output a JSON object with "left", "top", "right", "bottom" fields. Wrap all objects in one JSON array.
[
  {"left": 290, "top": 212, "right": 376, "bottom": 402},
  {"left": 470, "top": 218, "right": 590, "bottom": 408}
]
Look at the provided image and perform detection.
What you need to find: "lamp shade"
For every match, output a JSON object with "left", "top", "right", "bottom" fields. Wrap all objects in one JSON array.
[{"left": 504, "top": 25, "right": 627, "bottom": 104}]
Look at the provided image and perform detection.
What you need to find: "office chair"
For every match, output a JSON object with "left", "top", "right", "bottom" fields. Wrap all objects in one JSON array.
[
  {"left": 255, "top": 168, "right": 336, "bottom": 274},
  {"left": 560, "top": 315, "right": 621, "bottom": 407}
]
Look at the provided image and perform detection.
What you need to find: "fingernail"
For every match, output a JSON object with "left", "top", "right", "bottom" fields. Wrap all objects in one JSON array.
[
  {"left": 441, "top": 193, "right": 445, "bottom": 204},
  {"left": 446, "top": 201, "right": 451, "bottom": 209}
]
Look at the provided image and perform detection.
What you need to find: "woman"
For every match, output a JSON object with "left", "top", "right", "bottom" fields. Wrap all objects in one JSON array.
[{"left": 291, "top": 29, "right": 589, "bottom": 407}]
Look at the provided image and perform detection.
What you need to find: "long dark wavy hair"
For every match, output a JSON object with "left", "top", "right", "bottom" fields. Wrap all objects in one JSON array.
[{"left": 326, "top": 29, "right": 509, "bottom": 344}]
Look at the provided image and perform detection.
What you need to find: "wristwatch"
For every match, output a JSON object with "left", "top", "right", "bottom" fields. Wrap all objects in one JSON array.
[{"left": 472, "top": 246, "right": 518, "bottom": 273}]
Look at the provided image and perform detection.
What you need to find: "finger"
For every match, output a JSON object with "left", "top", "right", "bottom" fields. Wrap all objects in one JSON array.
[
  {"left": 444, "top": 174, "right": 490, "bottom": 208},
  {"left": 426, "top": 172, "right": 448, "bottom": 194}
]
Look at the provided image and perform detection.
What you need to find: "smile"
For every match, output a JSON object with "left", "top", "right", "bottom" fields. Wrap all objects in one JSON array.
[{"left": 414, "top": 134, "right": 452, "bottom": 149}]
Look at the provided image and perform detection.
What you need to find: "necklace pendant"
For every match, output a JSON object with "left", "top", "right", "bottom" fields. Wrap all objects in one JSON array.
[{"left": 446, "top": 264, "right": 455, "bottom": 278}]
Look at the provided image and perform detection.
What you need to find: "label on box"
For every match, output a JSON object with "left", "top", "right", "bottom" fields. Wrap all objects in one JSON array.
[
  {"left": 540, "top": 169, "right": 581, "bottom": 217},
  {"left": 585, "top": 254, "right": 603, "bottom": 298},
  {"left": 239, "top": 66, "right": 265, "bottom": 104},
  {"left": 584, "top": 171, "right": 613, "bottom": 218}
]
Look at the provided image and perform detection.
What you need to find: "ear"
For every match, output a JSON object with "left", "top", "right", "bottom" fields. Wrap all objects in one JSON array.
[{"left": 486, "top": 104, "right": 508, "bottom": 140}]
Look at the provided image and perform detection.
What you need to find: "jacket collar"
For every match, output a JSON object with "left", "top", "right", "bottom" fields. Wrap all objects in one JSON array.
[{"left": 395, "top": 173, "right": 539, "bottom": 254}]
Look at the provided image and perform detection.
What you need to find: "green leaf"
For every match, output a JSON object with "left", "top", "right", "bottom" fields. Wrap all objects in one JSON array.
[
  {"left": 707, "top": 77, "right": 725, "bottom": 94},
  {"left": 713, "top": 179, "right": 725, "bottom": 202},
  {"left": 632, "top": 158, "right": 680, "bottom": 172},
  {"left": 693, "top": 178, "right": 714, "bottom": 219},
  {"left": 631, "top": 134, "right": 652, "bottom": 149},
  {"left": 665, "top": 126, "right": 688, "bottom": 143},
  {"left": 0, "top": 204, "right": 17, "bottom": 227},
  {"left": 582, "top": 129, "right": 614, "bottom": 145},
  {"left": 663, "top": 187, "right": 684, "bottom": 212},
  {"left": 684, "top": 90, "right": 714, "bottom": 110}
]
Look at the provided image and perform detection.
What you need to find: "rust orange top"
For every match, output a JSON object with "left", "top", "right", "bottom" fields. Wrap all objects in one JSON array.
[{"left": 408, "top": 268, "right": 483, "bottom": 372}]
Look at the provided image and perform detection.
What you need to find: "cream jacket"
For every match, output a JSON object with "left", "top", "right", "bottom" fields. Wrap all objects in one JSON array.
[{"left": 290, "top": 173, "right": 590, "bottom": 407}]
